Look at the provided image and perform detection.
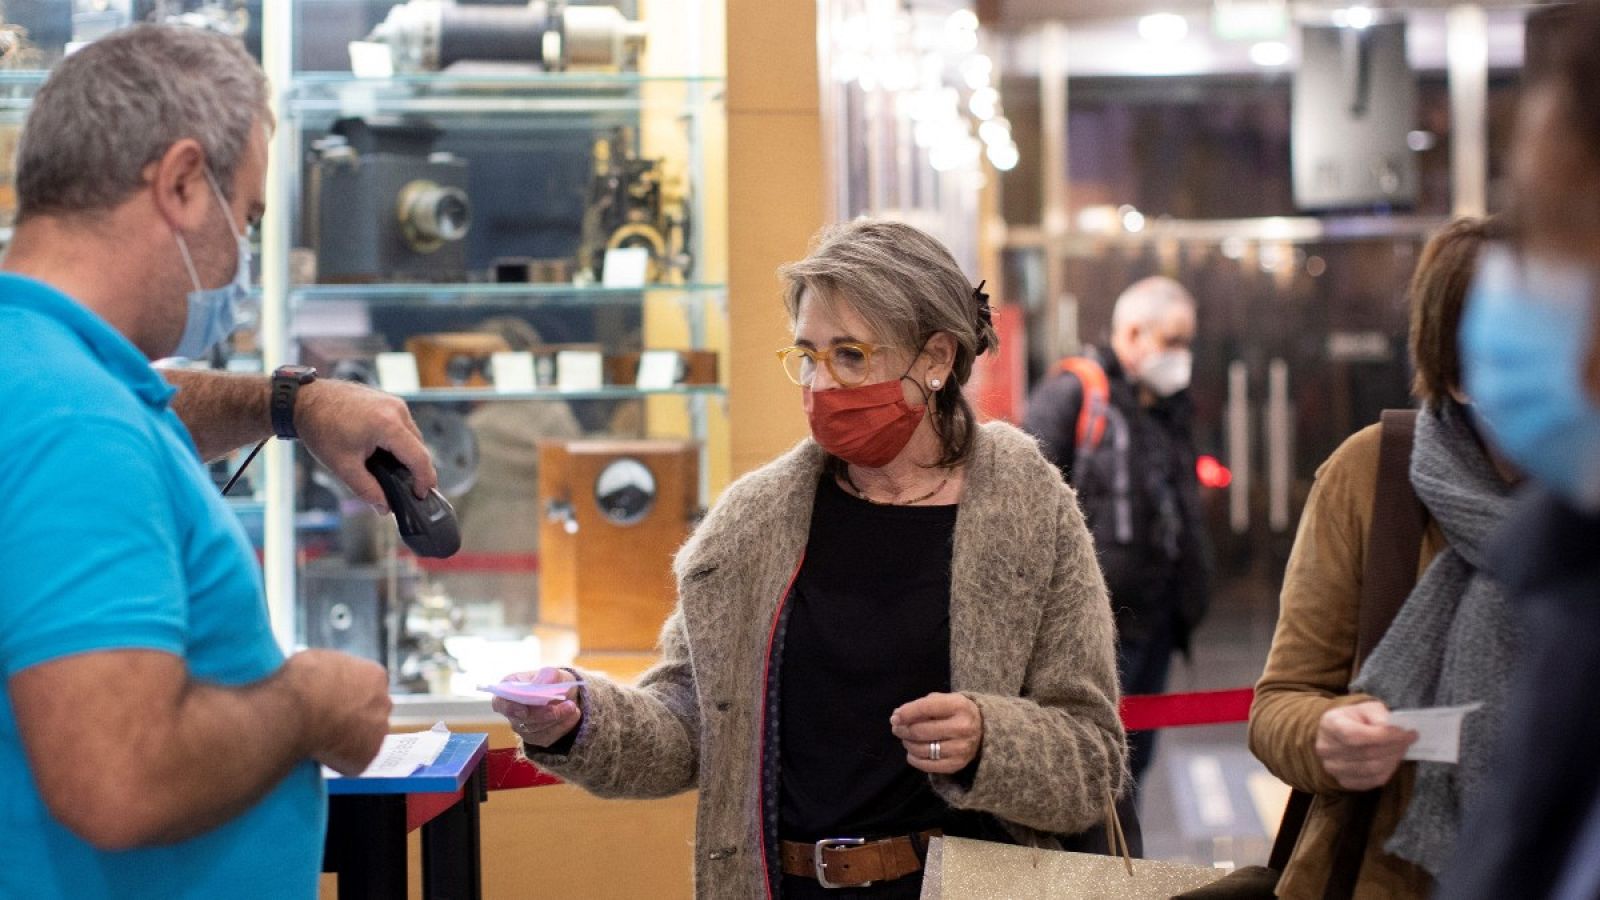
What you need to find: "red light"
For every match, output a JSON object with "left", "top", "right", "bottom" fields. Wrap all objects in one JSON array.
[{"left": 1197, "top": 455, "right": 1232, "bottom": 490}]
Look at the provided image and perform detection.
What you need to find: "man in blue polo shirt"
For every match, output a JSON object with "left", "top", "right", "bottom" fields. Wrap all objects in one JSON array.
[{"left": 0, "top": 26, "right": 426, "bottom": 898}]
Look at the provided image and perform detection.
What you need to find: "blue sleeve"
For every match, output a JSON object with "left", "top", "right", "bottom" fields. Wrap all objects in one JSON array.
[{"left": 0, "top": 416, "right": 186, "bottom": 678}]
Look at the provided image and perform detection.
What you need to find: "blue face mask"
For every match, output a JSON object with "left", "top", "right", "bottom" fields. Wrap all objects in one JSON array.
[
  {"left": 171, "top": 169, "right": 252, "bottom": 359},
  {"left": 1461, "top": 243, "right": 1600, "bottom": 511}
]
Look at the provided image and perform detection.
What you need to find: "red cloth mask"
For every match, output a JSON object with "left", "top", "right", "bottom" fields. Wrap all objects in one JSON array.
[{"left": 803, "top": 376, "right": 927, "bottom": 468}]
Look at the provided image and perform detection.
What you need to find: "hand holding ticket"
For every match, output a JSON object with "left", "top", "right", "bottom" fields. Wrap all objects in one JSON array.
[
  {"left": 1386, "top": 702, "right": 1484, "bottom": 764},
  {"left": 478, "top": 679, "right": 585, "bottom": 705},
  {"left": 488, "top": 667, "right": 585, "bottom": 748}
]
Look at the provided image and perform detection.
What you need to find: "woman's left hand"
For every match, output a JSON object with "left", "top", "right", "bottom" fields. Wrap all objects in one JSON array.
[{"left": 890, "top": 692, "right": 984, "bottom": 775}]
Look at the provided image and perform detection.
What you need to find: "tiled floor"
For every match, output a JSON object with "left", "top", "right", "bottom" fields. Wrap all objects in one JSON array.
[{"left": 1137, "top": 572, "right": 1290, "bottom": 868}]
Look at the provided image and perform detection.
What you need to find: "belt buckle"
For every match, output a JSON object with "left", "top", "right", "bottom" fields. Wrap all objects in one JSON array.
[{"left": 814, "top": 837, "right": 870, "bottom": 889}]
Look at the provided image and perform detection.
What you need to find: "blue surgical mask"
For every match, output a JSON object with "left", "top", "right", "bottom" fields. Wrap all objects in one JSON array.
[
  {"left": 1461, "top": 243, "right": 1600, "bottom": 511},
  {"left": 171, "top": 169, "right": 252, "bottom": 359}
]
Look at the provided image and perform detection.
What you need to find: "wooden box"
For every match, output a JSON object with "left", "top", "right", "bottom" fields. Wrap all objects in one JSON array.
[
  {"left": 405, "top": 333, "right": 512, "bottom": 388},
  {"left": 538, "top": 440, "right": 699, "bottom": 652}
]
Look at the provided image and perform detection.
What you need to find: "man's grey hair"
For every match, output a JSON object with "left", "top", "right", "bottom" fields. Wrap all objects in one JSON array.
[
  {"left": 1111, "top": 276, "right": 1196, "bottom": 333},
  {"left": 15, "top": 24, "right": 270, "bottom": 221}
]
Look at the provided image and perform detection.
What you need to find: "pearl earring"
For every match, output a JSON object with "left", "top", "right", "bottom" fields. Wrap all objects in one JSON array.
[{"left": 929, "top": 377, "right": 942, "bottom": 390}]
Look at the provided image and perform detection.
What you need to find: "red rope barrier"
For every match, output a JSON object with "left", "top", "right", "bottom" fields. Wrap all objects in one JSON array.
[{"left": 1120, "top": 687, "right": 1255, "bottom": 732}]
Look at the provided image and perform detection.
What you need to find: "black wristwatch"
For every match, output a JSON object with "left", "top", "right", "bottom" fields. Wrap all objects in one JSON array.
[{"left": 270, "top": 365, "right": 317, "bottom": 440}]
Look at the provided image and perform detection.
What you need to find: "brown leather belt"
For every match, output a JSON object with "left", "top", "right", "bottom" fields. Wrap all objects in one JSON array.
[{"left": 779, "top": 830, "right": 941, "bottom": 888}]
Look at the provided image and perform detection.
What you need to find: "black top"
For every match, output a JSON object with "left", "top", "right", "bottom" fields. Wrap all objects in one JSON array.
[{"left": 778, "top": 475, "right": 1008, "bottom": 866}]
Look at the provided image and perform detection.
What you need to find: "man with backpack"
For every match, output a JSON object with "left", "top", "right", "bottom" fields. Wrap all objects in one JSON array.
[{"left": 1023, "top": 276, "right": 1211, "bottom": 790}]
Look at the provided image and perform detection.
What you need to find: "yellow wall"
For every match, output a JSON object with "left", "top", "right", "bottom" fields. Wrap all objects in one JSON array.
[{"left": 725, "top": 0, "right": 819, "bottom": 477}]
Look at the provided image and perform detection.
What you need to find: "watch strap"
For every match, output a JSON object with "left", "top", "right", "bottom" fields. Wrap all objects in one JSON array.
[{"left": 270, "top": 367, "right": 315, "bottom": 440}]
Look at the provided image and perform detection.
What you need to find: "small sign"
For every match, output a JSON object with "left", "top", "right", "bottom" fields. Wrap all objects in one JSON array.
[
  {"left": 490, "top": 352, "right": 538, "bottom": 393},
  {"left": 635, "top": 350, "right": 682, "bottom": 390},
  {"left": 556, "top": 350, "right": 605, "bottom": 392},
  {"left": 1327, "top": 331, "right": 1394, "bottom": 363},
  {"left": 347, "top": 41, "right": 395, "bottom": 79},
  {"left": 375, "top": 351, "right": 421, "bottom": 394},
  {"left": 601, "top": 247, "right": 652, "bottom": 288}
]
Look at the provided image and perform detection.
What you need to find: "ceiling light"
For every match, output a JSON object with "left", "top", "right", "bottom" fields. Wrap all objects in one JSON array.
[
  {"left": 1249, "top": 41, "right": 1291, "bottom": 67},
  {"left": 1344, "top": 6, "right": 1374, "bottom": 30},
  {"left": 961, "top": 54, "right": 993, "bottom": 90},
  {"left": 987, "top": 141, "right": 1019, "bottom": 172},
  {"left": 1138, "top": 13, "right": 1189, "bottom": 45},
  {"left": 969, "top": 86, "right": 999, "bottom": 120},
  {"left": 978, "top": 117, "right": 1011, "bottom": 146}
]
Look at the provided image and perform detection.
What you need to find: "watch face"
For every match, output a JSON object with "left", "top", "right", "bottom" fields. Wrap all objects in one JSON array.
[
  {"left": 276, "top": 365, "right": 317, "bottom": 382},
  {"left": 594, "top": 457, "right": 657, "bottom": 526}
]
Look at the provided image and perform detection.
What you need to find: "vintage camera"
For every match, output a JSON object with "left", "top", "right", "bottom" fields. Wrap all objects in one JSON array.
[
  {"left": 307, "top": 117, "right": 471, "bottom": 283},
  {"left": 577, "top": 126, "right": 692, "bottom": 285},
  {"left": 366, "top": 1, "right": 646, "bottom": 73}
]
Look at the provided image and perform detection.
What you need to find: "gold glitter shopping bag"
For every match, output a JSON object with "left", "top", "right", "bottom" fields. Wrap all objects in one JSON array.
[{"left": 919, "top": 796, "right": 1226, "bottom": 899}]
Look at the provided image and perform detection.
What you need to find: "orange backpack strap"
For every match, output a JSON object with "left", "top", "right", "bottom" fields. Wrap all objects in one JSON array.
[{"left": 1057, "top": 357, "right": 1111, "bottom": 452}]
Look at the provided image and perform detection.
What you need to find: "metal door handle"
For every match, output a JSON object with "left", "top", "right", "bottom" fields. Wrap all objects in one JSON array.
[
  {"left": 1227, "top": 361, "right": 1250, "bottom": 535},
  {"left": 1267, "top": 359, "right": 1292, "bottom": 533}
]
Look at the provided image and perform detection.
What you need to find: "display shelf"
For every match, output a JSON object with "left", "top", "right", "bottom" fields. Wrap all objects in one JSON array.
[
  {"left": 289, "top": 71, "right": 724, "bottom": 124},
  {"left": 0, "top": 71, "right": 728, "bottom": 119},
  {"left": 394, "top": 384, "right": 724, "bottom": 403},
  {"left": 291, "top": 282, "right": 726, "bottom": 309},
  {"left": 0, "top": 71, "right": 46, "bottom": 119}
]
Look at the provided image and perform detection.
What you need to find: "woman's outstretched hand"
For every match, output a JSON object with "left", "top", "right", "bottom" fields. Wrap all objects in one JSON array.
[{"left": 493, "top": 667, "right": 583, "bottom": 749}]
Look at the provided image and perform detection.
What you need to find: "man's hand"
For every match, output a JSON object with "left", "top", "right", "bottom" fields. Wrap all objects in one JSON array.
[
  {"left": 282, "top": 649, "right": 393, "bottom": 776},
  {"left": 295, "top": 380, "right": 437, "bottom": 510},
  {"left": 1315, "top": 701, "right": 1418, "bottom": 791},
  {"left": 890, "top": 692, "right": 984, "bottom": 775}
]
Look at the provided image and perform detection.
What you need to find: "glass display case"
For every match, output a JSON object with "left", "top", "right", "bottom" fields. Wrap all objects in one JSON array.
[
  {"left": 253, "top": 1, "right": 727, "bottom": 709},
  {"left": 0, "top": 1, "right": 726, "bottom": 710}
]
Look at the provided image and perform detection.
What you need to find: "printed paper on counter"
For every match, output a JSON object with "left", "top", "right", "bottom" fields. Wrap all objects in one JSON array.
[
  {"left": 1387, "top": 702, "right": 1483, "bottom": 764},
  {"left": 324, "top": 727, "right": 449, "bottom": 780}
]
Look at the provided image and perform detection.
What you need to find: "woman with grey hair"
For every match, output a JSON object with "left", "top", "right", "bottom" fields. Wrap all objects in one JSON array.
[{"left": 493, "top": 219, "right": 1126, "bottom": 898}]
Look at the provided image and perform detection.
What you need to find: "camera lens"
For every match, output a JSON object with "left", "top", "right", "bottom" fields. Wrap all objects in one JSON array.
[
  {"left": 398, "top": 180, "right": 472, "bottom": 252},
  {"left": 433, "top": 192, "right": 470, "bottom": 240}
]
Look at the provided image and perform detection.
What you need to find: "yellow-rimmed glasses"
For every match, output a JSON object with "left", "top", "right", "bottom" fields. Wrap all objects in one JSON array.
[{"left": 776, "top": 342, "right": 887, "bottom": 388}]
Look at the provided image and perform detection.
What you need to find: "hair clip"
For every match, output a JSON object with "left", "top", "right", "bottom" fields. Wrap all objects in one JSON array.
[{"left": 972, "top": 279, "right": 994, "bottom": 354}]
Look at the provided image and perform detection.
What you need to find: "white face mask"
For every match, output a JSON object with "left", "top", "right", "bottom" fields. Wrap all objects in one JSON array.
[{"left": 1139, "top": 348, "right": 1193, "bottom": 398}]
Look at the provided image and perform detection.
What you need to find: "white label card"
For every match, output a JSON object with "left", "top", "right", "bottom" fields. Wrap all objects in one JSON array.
[
  {"left": 375, "top": 352, "right": 421, "bottom": 394},
  {"left": 556, "top": 350, "right": 605, "bottom": 392},
  {"left": 347, "top": 41, "right": 395, "bottom": 79},
  {"left": 1388, "top": 702, "right": 1483, "bottom": 764},
  {"left": 490, "top": 352, "right": 538, "bottom": 393},
  {"left": 601, "top": 247, "right": 651, "bottom": 288},
  {"left": 635, "top": 350, "right": 682, "bottom": 390}
]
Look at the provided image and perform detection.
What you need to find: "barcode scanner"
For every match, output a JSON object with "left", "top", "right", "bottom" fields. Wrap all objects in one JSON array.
[{"left": 365, "top": 448, "right": 461, "bottom": 558}]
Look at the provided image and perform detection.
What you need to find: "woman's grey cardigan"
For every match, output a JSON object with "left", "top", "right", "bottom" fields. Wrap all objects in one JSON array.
[{"left": 526, "top": 421, "right": 1127, "bottom": 899}]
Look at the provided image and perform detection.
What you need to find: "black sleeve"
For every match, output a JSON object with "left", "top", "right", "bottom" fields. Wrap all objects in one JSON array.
[
  {"left": 527, "top": 726, "right": 580, "bottom": 757},
  {"left": 1021, "top": 371, "right": 1085, "bottom": 483}
]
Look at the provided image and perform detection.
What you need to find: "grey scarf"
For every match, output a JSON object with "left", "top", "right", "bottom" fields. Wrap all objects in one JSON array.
[{"left": 1350, "top": 400, "right": 1520, "bottom": 876}]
